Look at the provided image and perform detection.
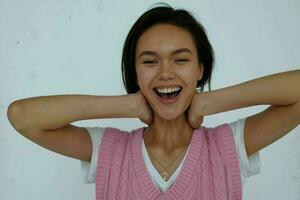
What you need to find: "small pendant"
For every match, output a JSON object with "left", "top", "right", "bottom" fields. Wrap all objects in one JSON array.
[{"left": 162, "top": 171, "right": 168, "bottom": 181}]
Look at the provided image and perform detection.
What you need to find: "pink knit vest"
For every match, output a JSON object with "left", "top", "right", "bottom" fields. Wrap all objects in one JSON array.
[{"left": 95, "top": 123, "right": 242, "bottom": 200}]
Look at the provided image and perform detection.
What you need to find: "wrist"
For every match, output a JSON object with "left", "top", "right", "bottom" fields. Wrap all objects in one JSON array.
[
  {"left": 196, "top": 91, "right": 218, "bottom": 116},
  {"left": 124, "top": 93, "right": 141, "bottom": 118},
  {"left": 204, "top": 87, "right": 238, "bottom": 115}
]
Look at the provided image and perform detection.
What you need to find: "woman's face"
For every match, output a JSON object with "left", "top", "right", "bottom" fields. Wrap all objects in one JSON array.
[{"left": 135, "top": 23, "right": 203, "bottom": 120}]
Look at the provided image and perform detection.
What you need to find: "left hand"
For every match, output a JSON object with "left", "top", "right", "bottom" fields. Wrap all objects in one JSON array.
[{"left": 188, "top": 91, "right": 210, "bottom": 129}]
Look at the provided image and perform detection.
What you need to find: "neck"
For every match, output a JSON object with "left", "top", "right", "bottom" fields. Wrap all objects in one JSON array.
[{"left": 143, "top": 113, "right": 194, "bottom": 151}]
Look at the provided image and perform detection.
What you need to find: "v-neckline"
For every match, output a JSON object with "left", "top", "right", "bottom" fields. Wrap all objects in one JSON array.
[
  {"left": 142, "top": 138, "right": 190, "bottom": 185},
  {"left": 132, "top": 127, "right": 204, "bottom": 200}
]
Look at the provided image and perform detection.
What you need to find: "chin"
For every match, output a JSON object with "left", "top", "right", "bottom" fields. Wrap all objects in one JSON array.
[{"left": 154, "top": 108, "right": 186, "bottom": 121}]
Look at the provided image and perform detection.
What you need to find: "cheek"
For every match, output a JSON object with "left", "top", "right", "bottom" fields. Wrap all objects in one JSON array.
[
  {"left": 177, "top": 67, "right": 199, "bottom": 86},
  {"left": 136, "top": 68, "right": 154, "bottom": 88}
]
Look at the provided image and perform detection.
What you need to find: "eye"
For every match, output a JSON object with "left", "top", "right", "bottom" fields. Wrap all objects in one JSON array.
[
  {"left": 142, "top": 60, "right": 158, "bottom": 64},
  {"left": 175, "top": 59, "right": 189, "bottom": 63}
]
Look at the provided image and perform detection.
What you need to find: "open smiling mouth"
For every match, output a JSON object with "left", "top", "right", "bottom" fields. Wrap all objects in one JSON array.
[{"left": 153, "top": 86, "right": 182, "bottom": 104}]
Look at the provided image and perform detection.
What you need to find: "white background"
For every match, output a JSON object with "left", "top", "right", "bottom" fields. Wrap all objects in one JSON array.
[{"left": 1, "top": 0, "right": 300, "bottom": 199}]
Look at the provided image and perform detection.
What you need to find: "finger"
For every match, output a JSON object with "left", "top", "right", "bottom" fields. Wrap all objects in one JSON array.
[{"left": 191, "top": 116, "right": 203, "bottom": 129}]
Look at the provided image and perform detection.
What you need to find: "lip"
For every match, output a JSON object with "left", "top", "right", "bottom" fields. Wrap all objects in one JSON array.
[{"left": 153, "top": 88, "right": 182, "bottom": 105}]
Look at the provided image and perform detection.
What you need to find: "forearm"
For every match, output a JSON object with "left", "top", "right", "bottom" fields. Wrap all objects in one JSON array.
[
  {"left": 204, "top": 69, "right": 300, "bottom": 115},
  {"left": 7, "top": 94, "right": 138, "bottom": 131}
]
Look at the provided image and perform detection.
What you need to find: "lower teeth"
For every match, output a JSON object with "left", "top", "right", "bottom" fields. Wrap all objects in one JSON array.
[{"left": 160, "top": 92, "right": 179, "bottom": 99}]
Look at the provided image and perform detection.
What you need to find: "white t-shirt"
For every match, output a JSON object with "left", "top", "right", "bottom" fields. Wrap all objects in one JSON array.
[{"left": 80, "top": 118, "right": 261, "bottom": 192}]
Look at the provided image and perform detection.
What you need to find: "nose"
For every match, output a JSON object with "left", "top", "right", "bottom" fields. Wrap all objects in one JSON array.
[{"left": 158, "top": 60, "right": 175, "bottom": 80}]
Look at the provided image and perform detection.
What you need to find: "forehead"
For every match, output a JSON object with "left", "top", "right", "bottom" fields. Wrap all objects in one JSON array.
[{"left": 136, "top": 24, "right": 197, "bottom": 56}]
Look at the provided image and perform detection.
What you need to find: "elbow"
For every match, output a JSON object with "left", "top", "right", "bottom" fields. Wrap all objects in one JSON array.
[
  {"left": 7, "top": 100, "right": 27, "bottom": 132},
  {"left": 294, "top": 101, "right": 300, "bottom": 123}
]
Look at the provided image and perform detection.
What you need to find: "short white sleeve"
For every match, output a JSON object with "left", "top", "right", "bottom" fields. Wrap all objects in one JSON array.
[
  {"left": 80, "top": 127, "right": 105, "bottom": 184},
  {"left": 228, "top": 118, "right": 261, "bottom": 185}
]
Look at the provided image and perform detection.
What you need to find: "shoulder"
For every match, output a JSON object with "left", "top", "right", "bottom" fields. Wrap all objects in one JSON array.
[
  {"left": 82, "top": 126, "right": 143, "bottom": 149},
  {"left": 199, "top": 122, "right": 232, "bottom": 138},
  {"left": 199, "top": 119, "right": 246, "bottom": 138},
  {"left": 101, "top": 126, "right": 143, "bottom": 144},
  {"left": 198, "top": 122, "right": 241, "bottom": 153}
]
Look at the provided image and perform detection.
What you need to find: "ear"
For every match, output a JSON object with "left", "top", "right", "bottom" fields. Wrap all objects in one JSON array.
[{"left": 197, "top": 63, "right": 204, "bottom": 81}]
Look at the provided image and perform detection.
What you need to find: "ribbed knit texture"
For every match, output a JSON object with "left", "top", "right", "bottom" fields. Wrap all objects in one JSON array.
[{"left": 95, "top": 123, "right": 242, "bottom": 200}]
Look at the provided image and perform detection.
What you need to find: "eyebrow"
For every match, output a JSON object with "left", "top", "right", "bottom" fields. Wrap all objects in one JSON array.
[{"left": 137, "top": 48, "right": 193, "bottom": 59}]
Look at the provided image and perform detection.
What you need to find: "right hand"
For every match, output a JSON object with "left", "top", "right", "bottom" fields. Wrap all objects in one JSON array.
[{"left": 135, "top": 90, "right": 153, "bottom": 125}]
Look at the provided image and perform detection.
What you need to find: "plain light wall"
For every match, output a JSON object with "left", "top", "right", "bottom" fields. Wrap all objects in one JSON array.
[{"left": 1, "top": 0, "right": 300, "bottom": 199}]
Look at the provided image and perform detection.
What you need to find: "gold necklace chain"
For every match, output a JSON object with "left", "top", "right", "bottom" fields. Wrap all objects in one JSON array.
[{"left": 144, "top": 136, "right": 188, "bottom": 181}]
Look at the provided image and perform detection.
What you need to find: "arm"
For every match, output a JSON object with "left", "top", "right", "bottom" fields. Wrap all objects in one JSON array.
[
  {"left": 195, "top": 69, "right": 300, "bottom": 156},
  {"left": 7, "top": 92, "right": 152, "bottom": 161},
  {"left": 8, "top": 94, "right": 141, "bottom": 131}
]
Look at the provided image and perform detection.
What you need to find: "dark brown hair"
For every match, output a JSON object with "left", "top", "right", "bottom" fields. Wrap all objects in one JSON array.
[{"left": 121, "top": 2, "right": 214, "bottom": 94}]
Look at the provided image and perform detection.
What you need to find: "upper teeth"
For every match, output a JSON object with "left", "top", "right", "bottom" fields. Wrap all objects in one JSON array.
[{"left": 156, "top": 87, "right": 181, "bottom": 94}]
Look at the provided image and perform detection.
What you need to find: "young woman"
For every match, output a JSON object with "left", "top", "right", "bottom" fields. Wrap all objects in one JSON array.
[{"left": 7, "top": 3, "right": 300, "bottom": 200}]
